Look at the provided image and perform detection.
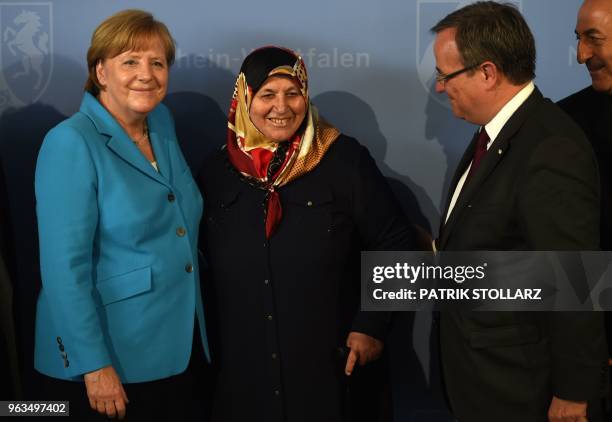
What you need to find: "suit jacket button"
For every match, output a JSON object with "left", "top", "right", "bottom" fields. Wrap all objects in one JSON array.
[
  {"left": 185, "top": 263, "right": 193, "bottom": 273},
  {"left": 176, "top": 227, "right": 186, "bottom": 237},
  {"left": 168, "top": 193, "right": 176, "bottom": 202}
]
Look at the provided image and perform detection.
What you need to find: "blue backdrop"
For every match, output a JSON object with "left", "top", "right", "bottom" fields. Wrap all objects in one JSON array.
[{"left": 0, "top": 1, "right": 591, "bottom": 420}]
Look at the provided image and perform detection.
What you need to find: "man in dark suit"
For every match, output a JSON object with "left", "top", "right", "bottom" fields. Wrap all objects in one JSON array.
[
  {"left": 432, "top": 2, "right": 608, "bottom": 421},
  {"left": 558, "top": 4, "right": 612, "bottom": 412}
]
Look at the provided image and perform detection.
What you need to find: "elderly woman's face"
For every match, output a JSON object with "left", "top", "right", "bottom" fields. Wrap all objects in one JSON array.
[
  {"left": 249, "top": 76, "right": 307, "bottom": 142},
  {"left": 96, "top": 38, "right": 168, "bottom": 121}
]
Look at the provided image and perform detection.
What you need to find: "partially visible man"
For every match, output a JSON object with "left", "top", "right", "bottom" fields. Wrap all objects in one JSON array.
[
  {"left": 432, "top": 2, "right": 608, "bottom": 421},
  {"left": 558, "top": 0, "right": 612, "bottom": 417}
]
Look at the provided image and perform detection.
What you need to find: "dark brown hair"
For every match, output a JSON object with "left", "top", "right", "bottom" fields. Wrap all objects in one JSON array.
[{"left": 431, "top": 1, "right": 536, "bottom": 84}]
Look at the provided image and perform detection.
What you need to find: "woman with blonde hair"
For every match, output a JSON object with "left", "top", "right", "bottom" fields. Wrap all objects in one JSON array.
[{"left": 34, "top": 9, "right": 208, "bottom": 420}]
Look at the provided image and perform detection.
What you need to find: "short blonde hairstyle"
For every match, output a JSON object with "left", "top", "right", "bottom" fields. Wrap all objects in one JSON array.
[{"left": 84, "top": 9, "right": 175, "bottom": 95}]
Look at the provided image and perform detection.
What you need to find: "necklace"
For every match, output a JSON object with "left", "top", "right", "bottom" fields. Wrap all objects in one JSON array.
[{"left": 132, "top": 122, "right": 149, "bottom": 146}]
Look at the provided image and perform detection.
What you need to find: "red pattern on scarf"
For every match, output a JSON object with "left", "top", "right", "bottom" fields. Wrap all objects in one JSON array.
[
  {"left": 250, "top": 149, "right": 274, "bottom": 179},
  {"left": 266, "top": 190, "right": 282, "bottom": 238}
]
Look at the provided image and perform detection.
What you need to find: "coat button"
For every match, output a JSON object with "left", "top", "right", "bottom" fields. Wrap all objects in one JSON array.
[
  {"left": 185, "top": 264, "right": 193, "bottom": 273},
  {"left": 168, "top": 193, "right": 176, "bottom": 202},
  {"left": 274, "top": 390, "right": 280, "bottom": 396},
  {"left": 266, "top": 315, "right": 273, "bottom": 321},
  {"left": 271, "top": 353, "right": 277, "bottom": 359},
  {"left": 264, "top": 279, "right": 269, "bottom": 285},
  {"left": 176, "top": 227, "right": 186, "bottom": 237},
  {"left": 307, "top": 201, "right": 313, "bottom": 207}
]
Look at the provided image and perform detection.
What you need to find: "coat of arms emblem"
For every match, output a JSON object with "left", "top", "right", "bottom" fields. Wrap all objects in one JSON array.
[{"left": 0, "top": 2, "right": 53, "bottom": 107}]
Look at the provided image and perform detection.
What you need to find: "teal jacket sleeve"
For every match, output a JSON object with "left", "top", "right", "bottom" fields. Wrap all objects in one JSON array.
[{"left": 35, "top": 123, "right": 112, "bottom": 377}]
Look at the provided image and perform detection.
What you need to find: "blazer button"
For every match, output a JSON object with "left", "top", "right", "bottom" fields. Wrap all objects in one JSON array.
[
  {"left": 176, "top": 227, "right": 186, "bottom": 237},
  {"left": 168, "top": 193, "right": 176, "bottom": 202},
  {"left": 185, "top": 263, "right": 193, "bottom": 273}
]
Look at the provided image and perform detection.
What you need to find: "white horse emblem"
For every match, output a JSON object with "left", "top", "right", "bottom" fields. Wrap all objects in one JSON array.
[{"left": 4, "top": 10, "right": 49, "bottom": 90}]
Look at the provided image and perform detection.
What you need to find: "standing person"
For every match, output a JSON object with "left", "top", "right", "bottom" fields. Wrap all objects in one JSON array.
[
  {"left": 34, "top": 9, "right": 209, "bottom": 420},
  {"left": 198, "top": 46, "right": 416, "bottom": 422},
  {"left": 559, "top": 3, "right": 612, "bottom": 416},
  {"left": 431, "top": 2, "right": 607, "bottom": 421}
]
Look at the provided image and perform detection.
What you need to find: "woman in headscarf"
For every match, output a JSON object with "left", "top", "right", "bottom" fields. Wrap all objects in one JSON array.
[{"left": 198, "top": 46, "right": 416, "bottom": 422}]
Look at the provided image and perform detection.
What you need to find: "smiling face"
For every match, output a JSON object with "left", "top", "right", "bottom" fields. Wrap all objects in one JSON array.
[
  {"left": 96, "top": 37, "right": 168, "bottom": 123},
  {"left": 576, "top": 0, "right": 612, "bottom": 94},
  {"left": 248, "top": 75, "right": 307, "bottom": 142}
]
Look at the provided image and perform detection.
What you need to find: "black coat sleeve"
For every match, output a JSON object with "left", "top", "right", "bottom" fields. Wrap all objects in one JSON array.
[
  {"left": 519, "top": 134, "right": 608, "bottom": 400},
  {"left": 349, "top": 143, "right": 417, "bottom": 340}
]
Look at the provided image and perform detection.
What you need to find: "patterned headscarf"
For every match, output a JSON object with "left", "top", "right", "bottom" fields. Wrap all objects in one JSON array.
[{"left": 227, "top": 46, "right": 340, "bottom": 238}]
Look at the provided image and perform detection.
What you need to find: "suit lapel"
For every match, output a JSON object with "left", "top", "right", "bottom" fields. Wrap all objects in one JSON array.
[
  {"left": 439, "top": 88, "right": 543, "bottom": 249},
  {"left": 105, "top": 133, "right": 169, "bottom": 186},
  {"left": 79, "top": 92, "right": 171, "bottom": 188}
]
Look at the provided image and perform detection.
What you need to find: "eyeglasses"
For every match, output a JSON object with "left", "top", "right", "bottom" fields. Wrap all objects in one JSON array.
[{"left": 435, "top": 63, "right": 480, "bottom": 84}]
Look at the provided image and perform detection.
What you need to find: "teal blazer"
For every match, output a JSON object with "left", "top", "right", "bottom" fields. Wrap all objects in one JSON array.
[{"left": 34, "top": 93, "right": 209, "bottom": 383}]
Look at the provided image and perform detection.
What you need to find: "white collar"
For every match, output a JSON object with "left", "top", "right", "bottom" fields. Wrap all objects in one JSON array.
[{"left": 483, "top": 81, "right": 535, "bottom": 148}]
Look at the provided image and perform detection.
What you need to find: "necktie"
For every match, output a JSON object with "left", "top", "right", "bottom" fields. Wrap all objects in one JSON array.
[{"left": 467, "top": 127, "right": 489, "bottom": 180}]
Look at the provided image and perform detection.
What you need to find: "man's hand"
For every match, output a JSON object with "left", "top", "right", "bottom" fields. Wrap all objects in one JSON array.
[
  {"left": 84, "top": 365, "right": 129, "bottom": 419},
  {"left": 548, "top": 396, "right": 587, "bottom": 422},
  {"left": 344, "top": 331, "right": 384, "bottom": 375}
]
